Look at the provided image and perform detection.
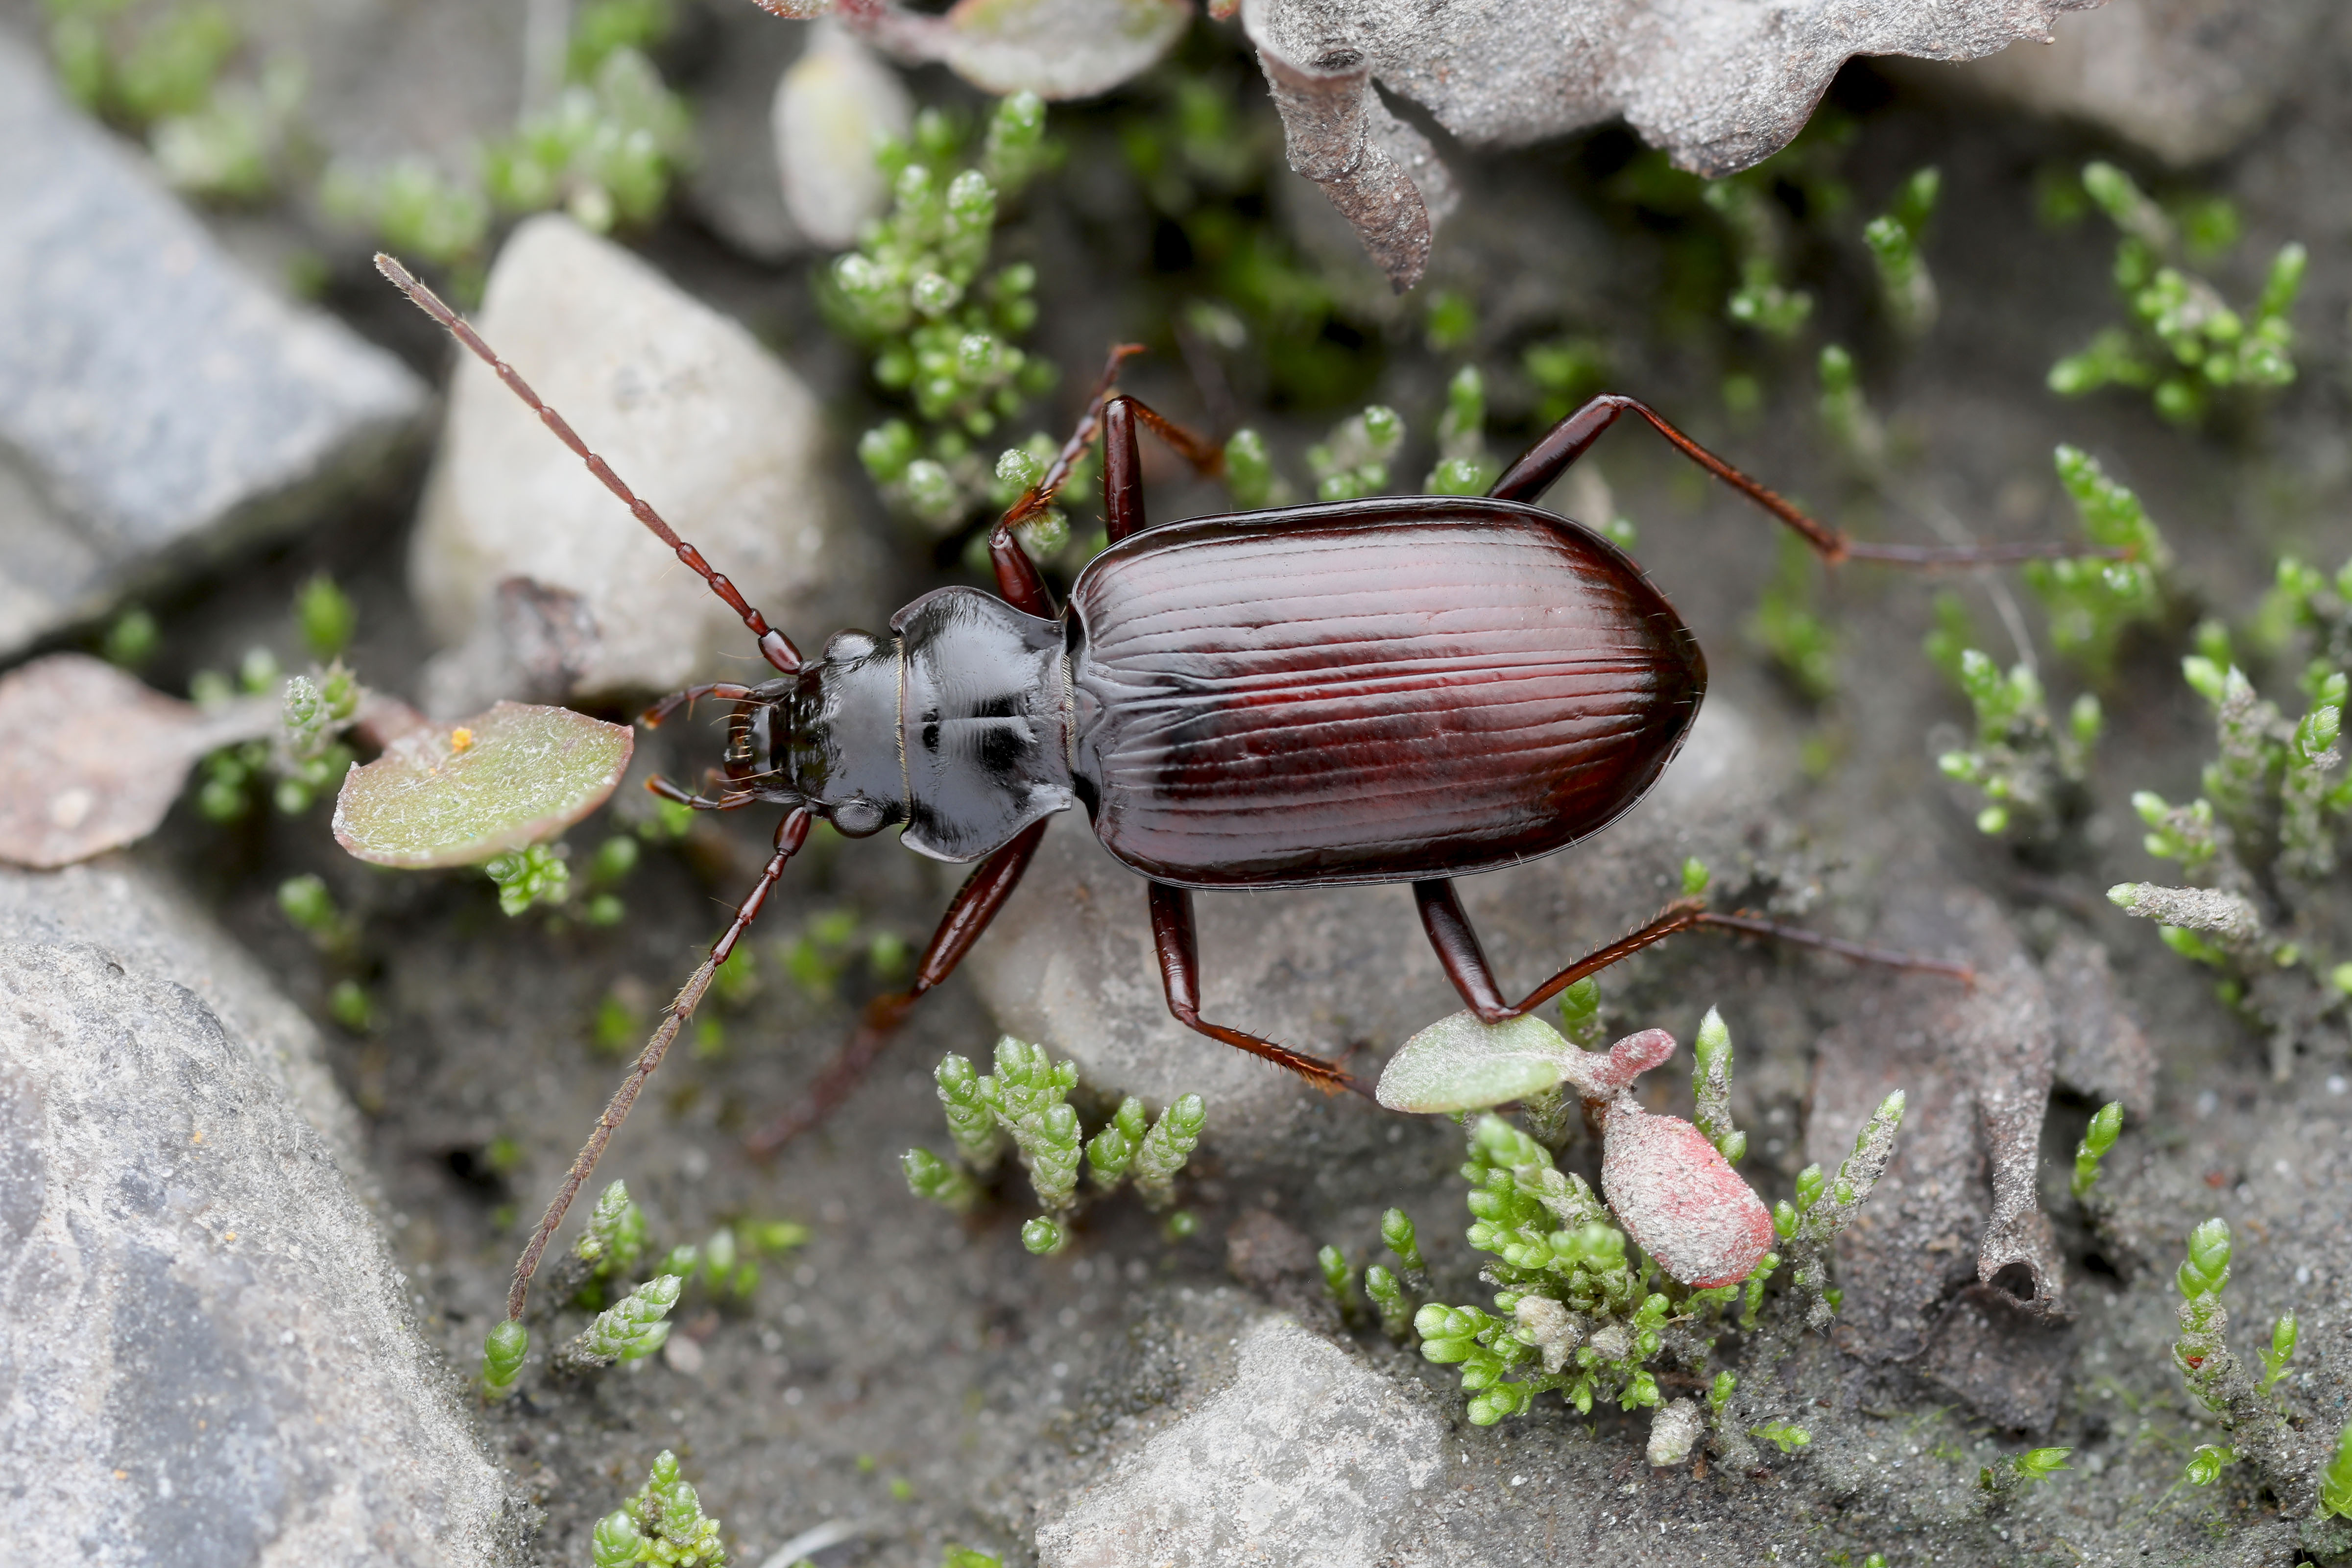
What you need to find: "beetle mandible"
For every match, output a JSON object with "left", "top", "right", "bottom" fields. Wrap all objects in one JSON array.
[{"left": 374, "top": 255, "right": 2088, "bottom": 1317}]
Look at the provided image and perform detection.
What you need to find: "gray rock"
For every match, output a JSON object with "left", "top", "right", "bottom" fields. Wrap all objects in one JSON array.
[
  {"left": 0, "top": 31, "right": 427, "bottom": 660},
  {"left": 408, "top": 213, "right": 882, "bottom": 709},
  {"left": 966, "top": 696, "right": 1791, "bottom": 1167},
  {"left": 1918, "top": 0, "right": 2333, "bottom": 167},
  {"left": 0, "top": 859, "right": 521, "bottom": 1564},
  {"left": 1035, "top": 1314, "right": 1444, "bottom": 1566}
]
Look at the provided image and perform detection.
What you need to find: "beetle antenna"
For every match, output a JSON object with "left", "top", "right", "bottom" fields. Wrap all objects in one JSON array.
[
  {"left": 501, "top": 807, "right": 814, "bottom": 1323},
  {"left": 374, "top": 252, "right": 805, "bottom": 676}
]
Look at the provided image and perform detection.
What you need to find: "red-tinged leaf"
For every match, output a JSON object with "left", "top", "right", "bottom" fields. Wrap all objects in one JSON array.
[
  {"left": 332, "top": 700, "right": 633, "bottom": 869},
  {"left": 1601, "top": 1101, "right": 1775, "bottom": 1288}
]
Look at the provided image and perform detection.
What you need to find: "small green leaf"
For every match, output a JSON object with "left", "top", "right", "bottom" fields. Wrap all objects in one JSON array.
[{"left": 333, "top": 701, "right": 633, "bottom": 868}]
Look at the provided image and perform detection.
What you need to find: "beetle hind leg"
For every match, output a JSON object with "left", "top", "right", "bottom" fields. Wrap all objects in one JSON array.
[
  {"left": 1414, "top": 877, "right": 1973, "bottom": 1024},
  {"left": 1147, "top": 881, "right": 1356, "bottom": 1093}
]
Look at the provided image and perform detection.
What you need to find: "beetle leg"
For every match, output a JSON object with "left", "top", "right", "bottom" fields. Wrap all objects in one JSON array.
[
  {"left": 1490, "top": 394, "right": 1857, "bottom": 560},
  {"left": 646, "top": 774, "right": 758, "bottom": 811},
  {"left": 1417, "top": 879, "right": 1712, "bottom": 1022},
  {"left": 1102, "top": 396, "right": 1224, "bottom": 544},
  {"left": 1490, "top": 394, "right": 2112, "bottom": 569},
  {"left": 1147, "top": 881, "right": 1354, "bottom": 1091},
  {"left": 1416, "top": 879, "right": 1972, "bottom": 1023},
  {"left": 745, "top": 816, "right": 1052, "bottom": 1154}
]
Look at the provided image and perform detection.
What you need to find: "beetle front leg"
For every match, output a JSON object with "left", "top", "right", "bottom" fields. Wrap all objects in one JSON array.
[
  {"left": 1147, "top": 881, "right": 1353, "bottom": 1091},
  {"left": 745, "top": 816, "right": 1052, "bottom": 1153}
]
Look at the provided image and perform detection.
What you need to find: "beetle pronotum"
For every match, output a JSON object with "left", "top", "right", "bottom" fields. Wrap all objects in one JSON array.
[{"left": 375, "top": 253, "right": 2104, "bottom": 1323}]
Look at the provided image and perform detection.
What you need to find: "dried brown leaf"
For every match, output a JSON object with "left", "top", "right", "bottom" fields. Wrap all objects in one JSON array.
[{"left": 0, "top": 655, "right": 272, "bottom": 870}]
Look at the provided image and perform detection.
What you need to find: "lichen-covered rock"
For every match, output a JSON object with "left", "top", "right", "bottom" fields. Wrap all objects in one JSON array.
[
  {"left": 1236, "top": 0, "right": 2108, "bottom": 287},
  {"left": 0, "top": 862, "right": 521, "bottom": 1564},
  {"left": 0, "top": 33, "right": 425, "bottom": 660},
  {"left": 408, "top": 214, "right": 881, "bottom": 709}
]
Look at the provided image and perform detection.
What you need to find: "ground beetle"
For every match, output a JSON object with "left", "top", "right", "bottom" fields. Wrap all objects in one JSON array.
[{"left": 376, "top": 255, "right": 2082, "bottom": 1315}]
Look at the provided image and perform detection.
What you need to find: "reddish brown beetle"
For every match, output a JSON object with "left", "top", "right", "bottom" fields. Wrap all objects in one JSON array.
[{"left": 375, "top": 255, "right": 2085, "bottom": 1318}]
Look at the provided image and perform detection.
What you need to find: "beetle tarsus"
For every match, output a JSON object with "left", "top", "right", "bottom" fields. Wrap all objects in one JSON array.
[{"left": 1695, "top": 909, "right": 1976, "bottom": 984}]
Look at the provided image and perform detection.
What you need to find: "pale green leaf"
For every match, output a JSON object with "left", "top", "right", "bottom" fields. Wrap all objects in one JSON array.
[
  {"left": 332, "top": 701, "right": 633, "bottom": 868},
  {"left": 1376, "top": 1011, "right": 1575, "bottom": 1113}
]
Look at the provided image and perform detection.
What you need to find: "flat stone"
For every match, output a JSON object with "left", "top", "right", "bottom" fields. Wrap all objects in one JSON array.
[
  {"left": 0, "top": 32, "right": 426, "bottom": 660},
  {"left": 1814, "top": 885, "right": 2065, "bottom": 1378},
  {"left": 966, "top": 696, "right": 1790, "bottom": 1167},
  {"left": 1035, "top": 1315, "right": 1443, "bottom": 1567},
  {"left": 408, "top": 213, "right": 883, "bottom": 709},
  {"left": 0, "top": 860, "right": 521, "bottom": 1564},
  {"left": 2042, "top": 931, "right": 2155, "bottom": 1121}
]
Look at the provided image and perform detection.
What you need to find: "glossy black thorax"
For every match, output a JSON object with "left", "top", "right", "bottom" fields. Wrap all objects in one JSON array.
[{"left": 742, "top": 587, "right": 1073, "bottom": 859}]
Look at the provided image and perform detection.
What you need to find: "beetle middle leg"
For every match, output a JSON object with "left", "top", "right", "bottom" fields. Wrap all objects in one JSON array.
[
  {"left": 1414, "top": 878, "right": 1970, "bottom": 1024},
  {"left": 1101, "top": 395, "right": 1223, "bottom": 544},
  {"left": 1147, "top": 881, "right": 1354, "bottom": 1091}
]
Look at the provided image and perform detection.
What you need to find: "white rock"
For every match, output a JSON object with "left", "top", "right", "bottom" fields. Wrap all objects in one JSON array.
[
  {"left": 772, "top": 21, "right": 913, "bottom": 250},
  {"left": 1036, "top": 1317, "right": 1443, "bottom": 1566},
  {"left": 408, "top": 214, "right": 881, "bottom": 707}
]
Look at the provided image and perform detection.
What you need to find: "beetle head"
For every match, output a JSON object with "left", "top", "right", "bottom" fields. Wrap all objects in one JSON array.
[{"left": 758, "top": 628, "right": 909, "bottom": 838}]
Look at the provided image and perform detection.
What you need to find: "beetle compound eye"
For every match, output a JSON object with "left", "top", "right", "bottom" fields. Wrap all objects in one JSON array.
[{"left": 829, "top": 797, "right": 887, "bottom": 837}]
